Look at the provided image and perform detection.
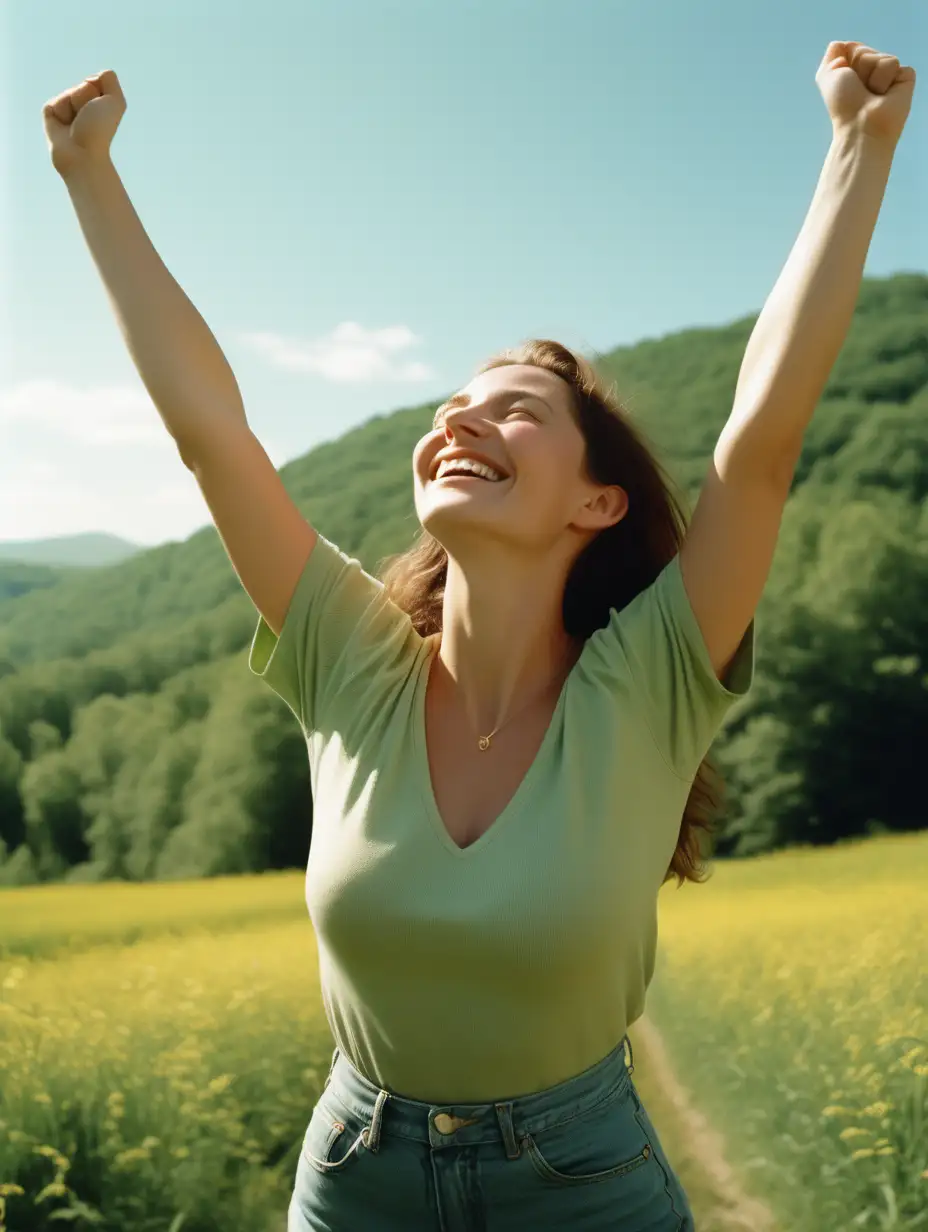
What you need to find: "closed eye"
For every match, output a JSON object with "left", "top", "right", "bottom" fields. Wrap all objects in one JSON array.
[{"left": 432, "top": 400, "right": 540, "bottom": 429}]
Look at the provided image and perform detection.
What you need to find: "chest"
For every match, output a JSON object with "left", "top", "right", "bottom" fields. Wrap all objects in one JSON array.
[{"left": 423, "top": 685, "right": 556, "bottom": 850}]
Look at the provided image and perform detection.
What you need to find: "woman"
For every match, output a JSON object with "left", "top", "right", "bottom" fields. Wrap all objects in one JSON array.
[{"left": 44, "top": 39, "right": 914, "bottom": 1231}]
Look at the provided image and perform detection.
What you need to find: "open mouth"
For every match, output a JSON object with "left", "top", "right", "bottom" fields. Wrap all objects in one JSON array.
[
  {"left": 431, "top": 473, "right": 511, "bottom": 493},
  {"left": 435, "top": 473, "right": 503, "bottom": 483},
  {"left": 430, "top": 458, "right": 510, "bottom": 484}
]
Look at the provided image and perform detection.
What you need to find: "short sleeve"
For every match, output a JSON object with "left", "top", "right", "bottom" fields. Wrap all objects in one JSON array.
[
  {"left": 247, "top": 532, "right": 421, "bottom": 735},
  {"left": 587, "top": 553, "right": 755, "bottom": 780}
]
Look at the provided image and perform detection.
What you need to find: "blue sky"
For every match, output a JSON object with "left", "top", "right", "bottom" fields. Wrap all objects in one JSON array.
[{"left": 2, "top": 0, "right": 923, "bottom": 547}]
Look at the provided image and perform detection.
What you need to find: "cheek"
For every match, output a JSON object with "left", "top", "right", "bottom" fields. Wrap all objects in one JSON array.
[
  {"left": 515, "top": 443, "right": 576, "bottom": 500},
  {"left": 412, "top": 436, "right": 437, "bottom": 480}
]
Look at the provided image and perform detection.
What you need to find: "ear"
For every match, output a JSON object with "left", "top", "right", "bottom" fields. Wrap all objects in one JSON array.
[{"left": 572, "top": 483, "right": 629, "bottom": 532}]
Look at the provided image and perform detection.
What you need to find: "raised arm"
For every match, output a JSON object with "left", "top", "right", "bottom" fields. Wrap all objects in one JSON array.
[
  {"left": 43, "top": 70, "right": 316, "bottom": 636},
  {"left": 679, "top": 41, "right": 916, "bottom": 680}
]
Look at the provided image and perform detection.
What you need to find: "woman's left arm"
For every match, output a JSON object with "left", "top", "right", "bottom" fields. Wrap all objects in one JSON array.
[{"left": 680, "top": 40, "right": 916, "bottom": 681}]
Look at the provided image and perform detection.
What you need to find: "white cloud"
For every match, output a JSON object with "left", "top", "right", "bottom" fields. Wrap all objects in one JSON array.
[
  {"left": 0, "top": 377, "right": 294, "bottom": 545},
  {"left": 0, "top": 315, "right": 428, "bottom": 546},
  {"left": 236, "top": 321, "right": 435, "bottom": 384},
  {"left": 0, "top": 447, "right": 209, "bottom": 546},
  {"left": 0, "top": 379, "right": 172, "bottom": 447},
  {"left": 0, "top": 380, "right": 207, "bottom": 544}
]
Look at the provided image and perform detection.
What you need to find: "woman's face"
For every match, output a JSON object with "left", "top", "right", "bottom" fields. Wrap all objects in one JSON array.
[{"left": 413, "top": 364, "right": 625, "bottom": 555}]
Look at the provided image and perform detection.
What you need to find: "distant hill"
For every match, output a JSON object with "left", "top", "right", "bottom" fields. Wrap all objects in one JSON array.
[
  {"left": 0, "top": 270, "right": 924, "bottom": 887},
  {"left": 0, "top": 532, "right": 142, "bottom": 568}
]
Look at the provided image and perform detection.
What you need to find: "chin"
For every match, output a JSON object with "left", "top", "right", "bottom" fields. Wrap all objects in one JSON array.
[{"left": 418, "top": 498, "right": 494, "bottom": 540}]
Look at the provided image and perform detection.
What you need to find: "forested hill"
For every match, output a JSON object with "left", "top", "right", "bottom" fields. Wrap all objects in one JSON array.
[
  {"left": 0, "top": 535, "right": 142, "bottom": 609},
  {"left": 0, "top": 562, "right": 67, "bottom": 607},
  {"left": 0, "top": 271, "right": 924, "bottom": 886}
]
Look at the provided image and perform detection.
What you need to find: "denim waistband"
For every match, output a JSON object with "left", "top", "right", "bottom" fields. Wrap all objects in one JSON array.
[{"left": 318, "top": 1034, "right": 636, "bottom": 1162}]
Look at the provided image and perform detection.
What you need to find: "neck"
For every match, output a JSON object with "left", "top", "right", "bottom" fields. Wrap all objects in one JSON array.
[{"left": 432, "top": 550, "right": 582, "bottom": 737}]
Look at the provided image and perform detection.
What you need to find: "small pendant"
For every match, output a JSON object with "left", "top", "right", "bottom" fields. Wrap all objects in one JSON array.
[{"left": 478, "top": 736, "right": 491, "bottom": 751}]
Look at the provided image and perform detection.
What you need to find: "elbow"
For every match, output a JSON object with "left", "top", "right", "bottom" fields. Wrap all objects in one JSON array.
[
  {"left": 714, "top": 429, "right": 802, "bottom": 494},
  {"left": 175, "top": 436, "right": 198, "bottom": 472},
  {"left": 175, "top": 432, "right": 208, "bottom": 473}
]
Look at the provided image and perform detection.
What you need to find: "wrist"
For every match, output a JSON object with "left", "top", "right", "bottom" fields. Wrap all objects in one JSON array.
[
  {"left": 58, "top": 153, "right": 117, "bottom": 189},
  {"left": 830, "top": 120, "right": 898, "bottom": 162}
]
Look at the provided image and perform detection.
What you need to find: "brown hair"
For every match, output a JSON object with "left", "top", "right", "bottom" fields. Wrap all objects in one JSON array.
[{"left": 379, "top": 338, "right": 723, "bottom": 888}]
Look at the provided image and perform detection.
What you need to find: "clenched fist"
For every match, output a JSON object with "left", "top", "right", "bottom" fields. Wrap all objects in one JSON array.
[
  {"left": 817, "top": 41, "right": 916, "bottom": 145},
  {"left": 42, "top": 69, "right": 127, "bottom": 179}
]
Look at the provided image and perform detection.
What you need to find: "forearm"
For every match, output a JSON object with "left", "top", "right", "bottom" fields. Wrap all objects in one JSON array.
[
  {"left": 62, "top": 157, "right": 248, "bottom": 462},
  {"left": 717, "top": 128, "right": 897, "bottom": 481}
]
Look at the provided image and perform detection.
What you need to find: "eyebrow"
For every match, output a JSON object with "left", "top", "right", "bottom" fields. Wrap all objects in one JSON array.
[{"left": 432, "top": 389, "right": 553, "bottom": 426}]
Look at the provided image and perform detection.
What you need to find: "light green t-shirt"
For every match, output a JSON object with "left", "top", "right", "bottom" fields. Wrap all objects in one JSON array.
[{"left": 249, "top": 532, "right": 754, "bottom": 1104}]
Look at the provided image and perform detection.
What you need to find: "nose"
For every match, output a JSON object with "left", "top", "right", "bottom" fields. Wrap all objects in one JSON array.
[{"left": 441, "top": 402, "right": 488, "bottom": 440}]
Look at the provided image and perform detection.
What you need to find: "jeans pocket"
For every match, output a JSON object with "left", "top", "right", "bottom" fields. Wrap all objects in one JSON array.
[
  {"left": 301, "top": 1093, "right": 369, "bottom": 1176},
  {"left": 523, "top": 1083, "right": 653, "bottom": 1187}
]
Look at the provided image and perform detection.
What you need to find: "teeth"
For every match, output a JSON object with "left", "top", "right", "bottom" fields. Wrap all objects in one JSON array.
[{"left": 436, "top": 458, "right": 505, "bottom": 482}]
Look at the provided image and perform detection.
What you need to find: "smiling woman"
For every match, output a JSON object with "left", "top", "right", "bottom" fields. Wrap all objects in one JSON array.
[
  {"left": 247, "top": 336, "right": 753, "bottom": 1229},
  {"left": 386, "top": 338, "right": 742, "bottom": 861},
  {"left": 44, "top": 74, "right": 746, "bottom": 1216}
]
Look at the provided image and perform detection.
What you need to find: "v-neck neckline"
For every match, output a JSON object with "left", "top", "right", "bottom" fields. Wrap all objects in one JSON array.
[{"left": 412, "top": 635, "right": 580, "bottom": 858}]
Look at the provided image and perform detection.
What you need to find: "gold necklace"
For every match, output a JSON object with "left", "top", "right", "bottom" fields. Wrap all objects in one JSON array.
[
  {"left": 430, "top": 637, "right": 576, "bottom": 752},
  {"left": 473, "top": 668, "right": 568, "bottom": 751}
]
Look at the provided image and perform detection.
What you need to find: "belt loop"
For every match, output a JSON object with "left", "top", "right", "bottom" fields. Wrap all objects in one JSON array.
[
  {"left": 323, "top": 1045, "right": 339, "bottom": 1092},
  {"left": 494, "top": 1102, "right": 521, "bottom": 1160},
  {"left": 363, "top": 1088, "right": 391, "bottom": 1154}
]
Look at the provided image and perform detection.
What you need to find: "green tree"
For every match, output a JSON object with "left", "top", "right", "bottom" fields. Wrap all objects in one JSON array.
[
  {"left": 0, "top": 735, "right": 25, "bottom": 853},
  {"left": 20, "top": 750, "right": 88, "bottom": 874}
]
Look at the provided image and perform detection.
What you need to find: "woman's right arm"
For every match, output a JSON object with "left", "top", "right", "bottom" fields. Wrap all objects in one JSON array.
[
  {"left": 61, "top": 156, "right": 250, "bottom": 465},
  {"left": 47, "top": 72, "right": 316, "bottom": 636}
]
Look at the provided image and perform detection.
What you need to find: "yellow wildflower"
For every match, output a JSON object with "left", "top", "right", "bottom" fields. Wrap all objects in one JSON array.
[{"left": 35, "top": 1181, "right": 67, "bottom": 1202}]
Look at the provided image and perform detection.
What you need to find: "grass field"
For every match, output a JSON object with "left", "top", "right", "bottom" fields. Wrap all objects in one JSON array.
[
  {"left": 647, "top": 831, "right": 928, "bottom": 1230},
  {"left": 0, "top": 833, "right": 925, "bottom": 1230}
]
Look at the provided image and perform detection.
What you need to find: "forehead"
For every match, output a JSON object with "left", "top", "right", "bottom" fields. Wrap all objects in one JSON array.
[{"left": 462, "top": 363, "right": 570, "bottom": 408}]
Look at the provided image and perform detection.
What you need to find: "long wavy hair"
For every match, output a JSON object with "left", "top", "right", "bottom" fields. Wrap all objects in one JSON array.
[{"left": 379, "top": 339, "right": 723, "bottom": 887}]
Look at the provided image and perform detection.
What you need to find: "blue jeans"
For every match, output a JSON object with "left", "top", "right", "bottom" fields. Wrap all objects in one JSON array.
[{"left": 288, "top": 1034, "right": 696, "bottom": 1230}]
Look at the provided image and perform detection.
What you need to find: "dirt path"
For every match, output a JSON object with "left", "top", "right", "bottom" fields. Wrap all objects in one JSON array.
[{"left": 630, "top": 1015, "right": 778, "bottom": 1232}]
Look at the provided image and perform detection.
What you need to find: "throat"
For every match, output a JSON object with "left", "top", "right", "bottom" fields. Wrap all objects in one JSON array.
[{"left": 427, "top": 636, "right": 580, "bottom": 750}]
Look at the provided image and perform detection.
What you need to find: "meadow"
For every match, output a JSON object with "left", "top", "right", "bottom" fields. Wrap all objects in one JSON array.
[
  {"left": 0, "top": 834, "right": 925, "bottom": 1231},
  {"left": 648, "top": 831, "right": 928, "bottom": 1229}
]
